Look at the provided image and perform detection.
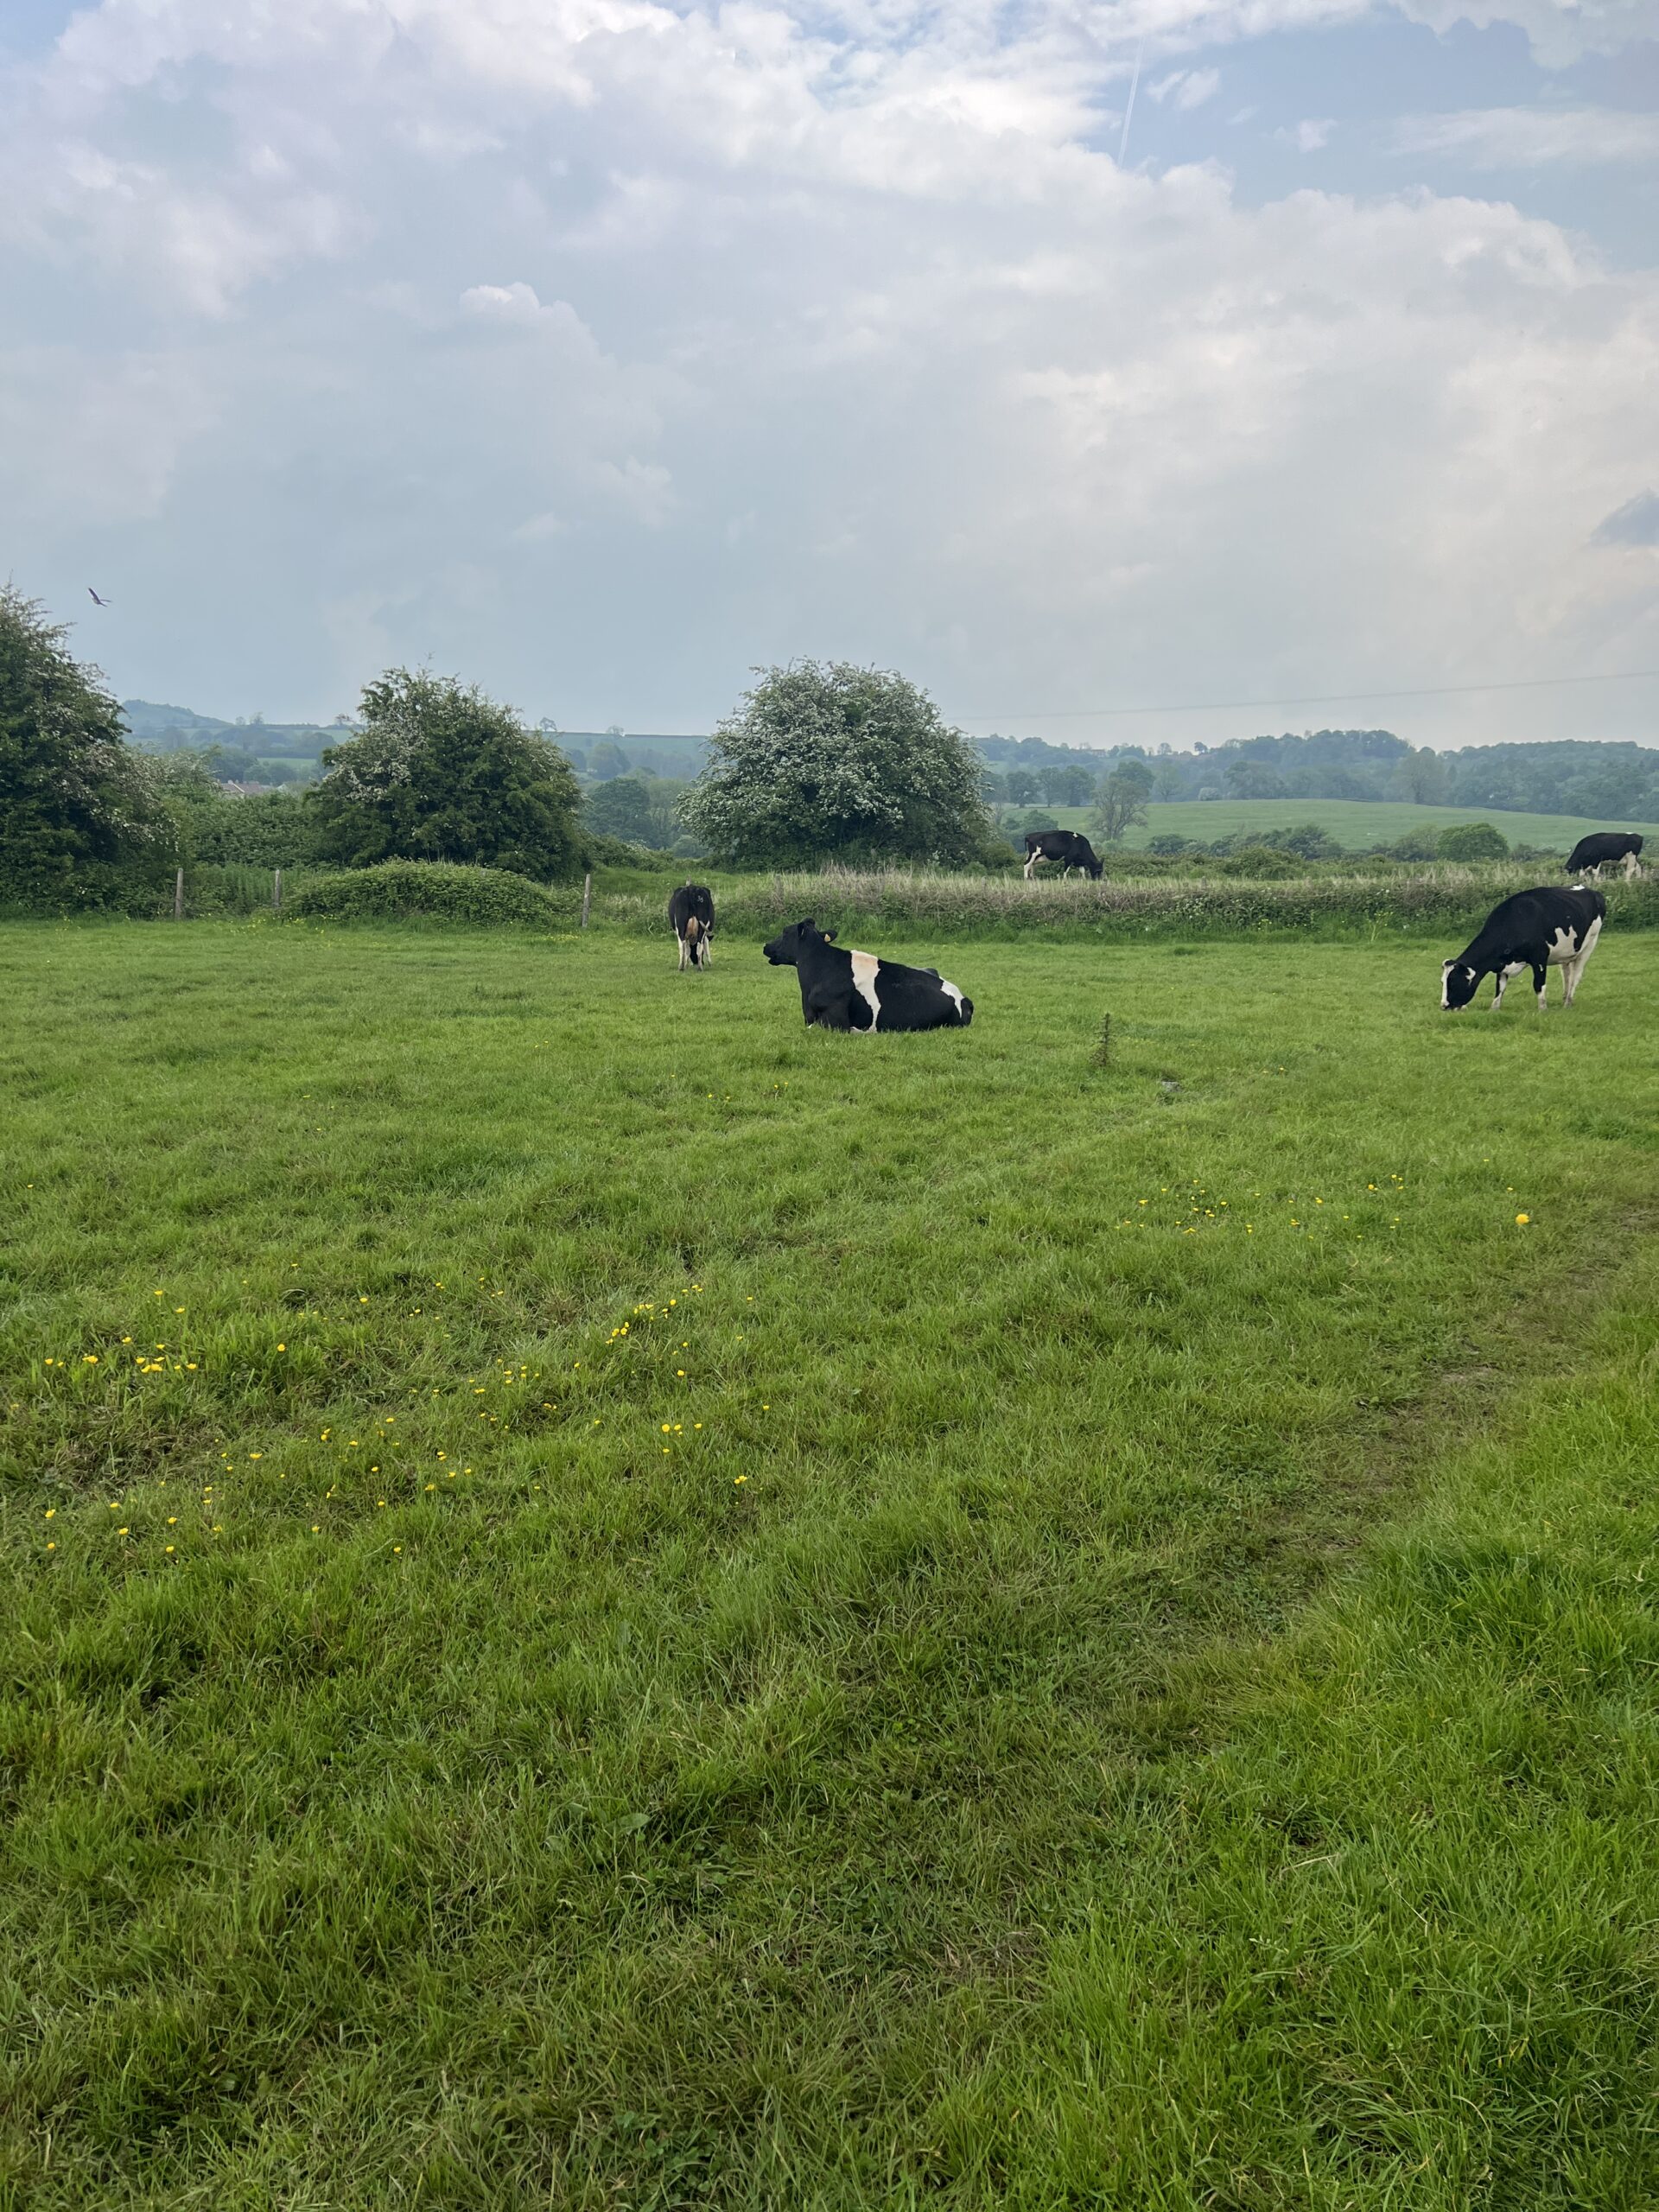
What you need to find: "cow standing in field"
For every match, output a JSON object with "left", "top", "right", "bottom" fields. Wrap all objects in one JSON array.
[
  {"left": 1023, "top": 830, "right": 1103, "bottom": 881},
  {"left": 668, "top": 881, "right": 715, "bottom": 971},
  {"left": 1441, "top": 886, "right": 1606, "bottom": 1012},
  {"left": 1564, "top": 832, "right": 1643, "bottom": 881},
  {"left": 762, "top": 918, "right": 973, "bottom": 1032}
]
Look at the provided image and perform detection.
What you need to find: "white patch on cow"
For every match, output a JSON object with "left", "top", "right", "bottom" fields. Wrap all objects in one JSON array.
[
  {"left": 939, "top": 979, "right": 965, "bottom": 1020},
  {"left": 848, "top": 949, "right": 882, "bottom": 1030},
  {"left": 1624, "top": 850, "right": 1642, "bottom": 881},
  {"left": 1023, "top": 852, "right": 1039, "bottom": 880}
]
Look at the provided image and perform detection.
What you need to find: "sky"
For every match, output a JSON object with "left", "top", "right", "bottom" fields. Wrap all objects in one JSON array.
[{"left": 2, "top": 0, "right": 1657, "bottom": 753}]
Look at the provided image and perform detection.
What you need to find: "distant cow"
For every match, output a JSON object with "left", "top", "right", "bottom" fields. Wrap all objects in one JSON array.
[
  {"left": 668, "top": 881, "right": 715, "bottom": 971},
  {"left": 1564, "top": 832, "right": 1643, "bottom": 881},
  {"left": 1441, "top": 885, "right": 1606, "bottom": 1013},
  {"left": 1023, "top": 830, "right": 1103, "bottom": 881},
  {"left": 762, "top": 918, "right": 973, "bottom": 1033}
]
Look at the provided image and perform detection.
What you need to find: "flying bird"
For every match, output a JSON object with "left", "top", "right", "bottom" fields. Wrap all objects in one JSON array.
[{"left": 87, "top": 588, "right": 111, "bottom": 607}]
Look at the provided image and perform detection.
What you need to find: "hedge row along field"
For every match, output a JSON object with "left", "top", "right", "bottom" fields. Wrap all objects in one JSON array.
[{"left": 588, "top": 861, "right": 1659, "bottom": 942}]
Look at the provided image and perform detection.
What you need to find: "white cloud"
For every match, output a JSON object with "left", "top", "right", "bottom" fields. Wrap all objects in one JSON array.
[
  {"left": 1278, "top": 117, "right": 1336, "bottom": 151},
  {"left": 1148, "top": 66, "right": 1221, "bottom": 110},
  {"left": 1393, "top": 105, "right": 1659, "bottom": 168},
  {"left": 0, "top": 0, "right": 1656, "bottom": 737}
]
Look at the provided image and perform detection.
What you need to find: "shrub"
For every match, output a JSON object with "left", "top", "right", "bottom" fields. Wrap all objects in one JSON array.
[
  {"left": 1438, "top": 821, "right": 1510, "bottom": 861},
  {"left": 284, "top": 861, "right": 562, "bottom": 927},
  {"left": 1214, "top": 844, "right": 1304, "bottom": 879}
]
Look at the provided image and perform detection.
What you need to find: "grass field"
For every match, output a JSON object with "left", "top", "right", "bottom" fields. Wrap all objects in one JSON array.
[
  {"left": 3, "top": 920, "right": 1657, "bottom": 2208},
  {"left": 1033, "top": 797, "right": 1659, "bottom": 852}
]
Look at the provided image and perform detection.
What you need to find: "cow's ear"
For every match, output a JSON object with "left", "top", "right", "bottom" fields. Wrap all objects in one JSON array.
[
  {"left": 800, "top": 917, "right": 815, "bottom": 931},
  {"left": 823, "top": 929, "right": 837, "bottom": 943}
]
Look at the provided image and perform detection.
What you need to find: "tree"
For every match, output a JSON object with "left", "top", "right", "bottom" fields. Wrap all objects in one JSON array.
[
  {"left": 1044, "top": 763, "right": 1096, "bottom": 808},
  {"left": 582, "top": 775, "right": 658, "bottom": 844},
  {"left": 1389, "top": 747, "right": 1448, "bottom": 804},
  {"left": 1437, "top": 821, "right": 1509, "bottom": 861},
  {"left": 1090, "top": 758, "right": 1154, "bottom": 844},
  {"left": 308, "top": 668, "right": 582, "bottom": 879},
  {"left": 681, "top": 661, "right": 993, "bottom": 868},
  {"left": 0, "top": 584, "right": 172, "bottom": 909},
  {"left": 588, "top": 738, "right": 631, "bottom": 780},
  {"left": 1003, "top": 767, "right": 1043, "bottom": 806}
]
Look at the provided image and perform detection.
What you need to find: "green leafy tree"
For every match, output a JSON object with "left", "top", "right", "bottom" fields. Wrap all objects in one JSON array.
[
  {"left": 1043, "top": 763, "right": 1097, "bottom": 808},
  {"left": 681, "top": 661, "right": 993, "bottom": 867},
  {"left": 1437, "top": 820, "right": 1509, "bottom": 861},
  {"left": 1090, "top": 758, "right": 1154, "bottom": 843},
  {"left": 308, "top": 669, "right": 582, "bottom": 879},
  {"left": 1389, "top": 747, "right": 1449, "bottom": 804},
  {"left": 0, "top": 584, "right": 172, "bottom": 909},
  {"left": 588, "top": 738, "right": 631, "bottom": 781},
  {"left": 582, "top": 776, "right": 657, "bottom": 844}
]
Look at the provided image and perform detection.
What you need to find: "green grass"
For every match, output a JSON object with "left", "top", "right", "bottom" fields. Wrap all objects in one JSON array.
[
  {"left": 2, "top": 921, "right": 1656, "bottom": 2207},
  {"left": 1034, "top": 797, "right": 1659, "bottom": 852}
]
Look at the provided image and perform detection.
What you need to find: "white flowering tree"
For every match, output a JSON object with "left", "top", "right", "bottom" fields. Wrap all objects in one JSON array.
[{"left": 680, "top": 662, "right": 993, "bottom": 868}]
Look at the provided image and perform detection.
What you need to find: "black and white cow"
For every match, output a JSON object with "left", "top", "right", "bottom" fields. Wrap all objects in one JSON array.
[
  {"left": 1023, "top": 830, "right": 1103, "bottom": 881},
  {"left": 1564, "top": 832, "right": 1643, "bottom": 882},
  {"left": 667, "top": 881, "right": 715, "bottom": 971},
  {"left": 762, "top": 918, "right": 973, "bottom": 1032},
  {"left": 1441, "top": 886, "right": 1606, "bottom": 1012}
]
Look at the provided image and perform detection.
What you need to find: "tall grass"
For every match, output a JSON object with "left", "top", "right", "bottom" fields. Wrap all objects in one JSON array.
[{"left": 590, "top": 861, "right": 1659, "bottom": 942}]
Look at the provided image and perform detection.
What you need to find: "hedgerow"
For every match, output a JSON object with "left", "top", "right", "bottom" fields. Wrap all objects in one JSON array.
[
  {"left": 283, "top": 861, "right": 563, "bottom": 927},
  {"left": 589, "top": 863, "right": 1659, "bottom": 941}
]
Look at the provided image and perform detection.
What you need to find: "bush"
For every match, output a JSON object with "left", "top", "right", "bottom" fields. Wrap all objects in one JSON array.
[
  {"left": 1214, "top": 844, "right": 1304, "bottom": 879},
  {"left": 284, "top": 861, "right": 563, "bottom": 927},
  {"left": 1438, "top": 821, "right": 1510, "bottom": 861}
]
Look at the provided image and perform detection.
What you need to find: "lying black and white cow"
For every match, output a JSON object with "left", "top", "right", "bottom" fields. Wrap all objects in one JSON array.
[
  {"left": 667, "top": 881, "right": 715, "bottom": 970},
  {"left": 1564, "top": 831, "right": 1643, "bottom": 882},
  {"left": 1023, "top": 830, "right": 1103, "bottom": 881},
  {"left": 1441, "top": 885, "right": 1605, "bottom": 1012},
  {"left": 762, "top": 918, "right": 973, "bottom": 1032}
]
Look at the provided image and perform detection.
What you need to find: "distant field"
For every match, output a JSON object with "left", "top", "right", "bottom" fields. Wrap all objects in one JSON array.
[
  {"left": 4, "top": 923, "right": 1658, "bottom": 2206},
  {"left": 1033, "top": 797, "right": 1659, "bottom": 852}
]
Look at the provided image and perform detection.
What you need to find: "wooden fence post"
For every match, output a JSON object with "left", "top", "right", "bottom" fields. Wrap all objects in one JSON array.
[
  {"left": 581, "top": 872, "right": 592, "bottom": 930},
  {"left": 273, "top": 868, "right": 283, "bottom": 913},
  {"left": 174, "top": 868, "right": 184, "bottom": 921}
]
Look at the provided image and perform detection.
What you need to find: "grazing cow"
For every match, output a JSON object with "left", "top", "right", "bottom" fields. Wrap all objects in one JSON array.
[
  {"left": 1441, "top": 885, "right": 1605, "bottom": 1013},
  {"left": 667, "top": 881, "right": 715, "bottom": 971},
  {"left": 1564, "top": 831, "right": 1643, "bottom": 882},
  {"left": 1023, "top": 830, "right": 1103, "bottom": 881},
  {"left": 762, "top": 918, "right": 973, "bottom": 1032}
]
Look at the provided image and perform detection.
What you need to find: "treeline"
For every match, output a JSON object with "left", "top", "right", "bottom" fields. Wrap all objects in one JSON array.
[{"left": 978, "top": 729, "right": 1659, "bottom": 818}]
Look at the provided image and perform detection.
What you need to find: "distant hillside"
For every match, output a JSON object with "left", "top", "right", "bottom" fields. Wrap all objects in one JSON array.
[
  {"left": 1031, "top": 797, "right": 1659, "bottom": 855},
  {"left": 976, "top": 728, "right": 1659, "bottom": 821}
]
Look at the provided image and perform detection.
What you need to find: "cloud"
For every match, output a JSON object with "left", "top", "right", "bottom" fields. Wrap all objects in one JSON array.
[
  {"left": 1277, "top": 118, "right": 1335, "bottom": 151},
  {"left": 0, "top": 0, "right": 1656, "bottom": 737},
  {"left": 1592, "top": 492, "right": 1659, "bottom": 548},
  {"left": 1148, "top": 67, "right": 1221, "bottom": 111},
  {"left": 1393, "top": 106, "right": 1659, "bottom": 168}
]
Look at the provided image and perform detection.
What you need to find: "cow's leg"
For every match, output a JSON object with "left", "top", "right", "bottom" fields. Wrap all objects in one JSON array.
[
  {"left": 1625, "top": 850, "right": 1641, "bottom": 881},
  {"left": 677, "top": 932, "right": 688, "bottom": 971},
  {"left": 1490, "top": 969, "right": 1508, "bottom": 1009},
  {"left": 806, "top": 991, "right": 855, "bottom": 1030},
  {"left": 1023, "top": 853, "right": 1038, "bottom": 880},
  {"left": 1560, "top": 956, "right": 1582, "bottom": 1007},
  {"left": 1533, "top": 963, "right": 1549, "bottom": 1010}
]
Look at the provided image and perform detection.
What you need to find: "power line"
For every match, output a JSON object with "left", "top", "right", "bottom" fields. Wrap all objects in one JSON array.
[{"left": 954, "top": 667, "right": 1659, "bottom": 722}]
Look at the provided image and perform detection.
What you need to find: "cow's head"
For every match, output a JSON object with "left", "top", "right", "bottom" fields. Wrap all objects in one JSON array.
[
  {"left": 1441, "top": 959, "right": 1480, "bottom": 1011},
  {"left": 763, "top": 918, "right": 823, "bottom": 966}
]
